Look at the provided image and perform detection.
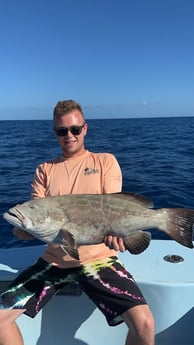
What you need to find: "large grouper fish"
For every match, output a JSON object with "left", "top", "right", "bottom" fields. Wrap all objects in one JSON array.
[{"left": 3, "top": 192, "right": 194, "bottom": 260}]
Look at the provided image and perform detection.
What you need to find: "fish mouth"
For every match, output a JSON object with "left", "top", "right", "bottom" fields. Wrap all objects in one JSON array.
[{"left": 3, "top": 209, "right": 23, "bottom": 228}]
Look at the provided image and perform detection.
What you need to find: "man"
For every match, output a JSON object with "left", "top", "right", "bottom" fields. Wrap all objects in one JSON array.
[{"left": 0, "top": 100, "right": 154, "bottom": 345}]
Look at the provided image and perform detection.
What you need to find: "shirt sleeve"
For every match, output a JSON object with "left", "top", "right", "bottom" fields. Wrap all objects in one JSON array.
[
  {"left": 102, "top": 154, "right": 122, "bottom": 193},
  {"left": 31, "top": 164, "right": 47, "bottom": 199}
]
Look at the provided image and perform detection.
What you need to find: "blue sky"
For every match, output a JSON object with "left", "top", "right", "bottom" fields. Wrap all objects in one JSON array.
[{"left": 0, "top": 0, "right": 194, "bottom": 120}]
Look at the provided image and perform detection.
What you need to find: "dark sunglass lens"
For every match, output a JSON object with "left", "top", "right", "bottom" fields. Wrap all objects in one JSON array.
[
  {"left": 70, "top": 126, "right": 82, "bottom": 135},
  {"left": 55, "top": 124, "right": 84, "bottom": 136},
  {"left": 55, "top": 128, "right": 68, "bottom": 136}
]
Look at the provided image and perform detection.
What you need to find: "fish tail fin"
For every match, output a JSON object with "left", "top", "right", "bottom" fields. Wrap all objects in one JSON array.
[
  {"left": 123, "top": 231, "right": 151, "bottom": 255},
  {"left": 161, "top": 208, "right": 194, "bottom": 249}
]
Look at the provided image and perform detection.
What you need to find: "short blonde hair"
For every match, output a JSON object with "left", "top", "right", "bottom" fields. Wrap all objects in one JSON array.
[{"left": 53, "top": 100, "right": 85, "bottom": 123}]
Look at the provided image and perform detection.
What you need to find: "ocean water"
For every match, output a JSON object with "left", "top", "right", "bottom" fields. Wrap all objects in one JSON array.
[{"left": 1, "top": 116, "right": 194, "bottom": 248}]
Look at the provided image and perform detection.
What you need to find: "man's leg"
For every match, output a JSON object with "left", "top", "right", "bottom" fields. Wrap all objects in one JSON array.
[
  {"left": 0, "top": 259, "right": 79, "bottom": 345},
  {"left": 122, "top": 304, "right": 155, "bottom": 345},
  {"left": 0, "top": 310, "right": 25, "bottom": 345}
]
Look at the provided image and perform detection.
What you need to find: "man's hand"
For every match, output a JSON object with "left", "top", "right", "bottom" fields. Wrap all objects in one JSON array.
[
  {"left": 104, "top": 235, "right": 126, "bottom": 252},
  {"left": 13, "top": 227, "right": 35, "bottom": 240}
]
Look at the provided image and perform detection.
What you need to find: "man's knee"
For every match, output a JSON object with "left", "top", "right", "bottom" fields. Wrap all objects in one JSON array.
[
  {"left": 122, "top": 304, "right": 155, "bottom": 335},
  {"left": 0, "top": 309, "right": 25, "bottom": 327},
  {"left": 0, "top": 319, "right": 24, "bottom": 345},
  {"left": 138, "top": 311, "right": 154, "bottom": 338}
]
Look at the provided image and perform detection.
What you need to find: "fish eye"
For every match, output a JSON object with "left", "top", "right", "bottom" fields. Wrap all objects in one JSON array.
[{"left": 30, "top": 205, "right": 37, "bottom": 209}]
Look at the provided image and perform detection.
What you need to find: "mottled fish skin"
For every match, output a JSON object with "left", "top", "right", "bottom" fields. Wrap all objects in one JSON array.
[{"left": 3, "top": 192, "right": 194, "bottom": 260}]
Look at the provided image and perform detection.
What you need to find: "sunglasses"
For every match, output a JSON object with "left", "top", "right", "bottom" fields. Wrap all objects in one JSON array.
[{"left": 54, "top": 124, "right": 85, "bottom": 137}]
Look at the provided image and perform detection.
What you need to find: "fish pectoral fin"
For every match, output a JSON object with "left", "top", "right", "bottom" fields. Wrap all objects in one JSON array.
[
  {"left": 59, "top": 229, "right": 80, "bottom": 260},
  {"left": 59, "top": 228, "right": 76, "bottom": 247},
  {"left": 60, "top": 245, "right": 80, "bottom": 260},
  {"left": 123, "top": 231, "right": 151, "bottom": 255}
]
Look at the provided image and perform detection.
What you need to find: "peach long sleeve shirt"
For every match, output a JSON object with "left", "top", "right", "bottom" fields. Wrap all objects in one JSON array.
[{"left": 31, "top": 150, "right": 122, "bottom": 268}]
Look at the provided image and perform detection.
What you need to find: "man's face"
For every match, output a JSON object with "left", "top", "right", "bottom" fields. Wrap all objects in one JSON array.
[{"left": 54, "top": 110, "right": 88, "bottom": 157}]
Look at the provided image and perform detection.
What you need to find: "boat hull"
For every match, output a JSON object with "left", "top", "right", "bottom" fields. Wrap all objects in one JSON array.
[{"left": 0, "top": 240, "right": 193, "bottom": 345}]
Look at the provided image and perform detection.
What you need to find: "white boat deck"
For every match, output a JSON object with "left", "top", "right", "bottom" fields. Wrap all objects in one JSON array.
[{"left": 0, "top": 240, "right": 193, "bottom": 345}]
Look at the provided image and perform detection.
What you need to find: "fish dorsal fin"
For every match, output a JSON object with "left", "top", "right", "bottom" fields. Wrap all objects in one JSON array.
[
  {"left": 111, "top": 192, "right": 154, "bottom": 208},
  {"left": 123, "top": 231, "right": 152, "bottom": 255}
]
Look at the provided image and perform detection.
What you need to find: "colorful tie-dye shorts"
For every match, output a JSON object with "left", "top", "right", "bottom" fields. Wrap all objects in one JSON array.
[{"left": 0, "top": 256, "right": 146, "bottom": 326}]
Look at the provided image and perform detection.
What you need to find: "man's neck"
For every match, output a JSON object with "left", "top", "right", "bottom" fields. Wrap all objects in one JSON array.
[{"left": 63, "top": 148, "right": 87, "bottom": 159}]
